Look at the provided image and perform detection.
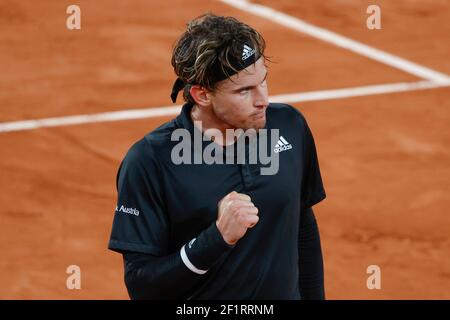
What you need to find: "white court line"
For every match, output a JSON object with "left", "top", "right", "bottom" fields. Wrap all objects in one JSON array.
[
  {"left": 269, "top": 80, "right": 449, "bottom": 104},
  {"left": 1, "top": 80, "right": 448, "bottom": 133},
  {"left": 218, "top": 0, "right": 450, "bottom": 83}
]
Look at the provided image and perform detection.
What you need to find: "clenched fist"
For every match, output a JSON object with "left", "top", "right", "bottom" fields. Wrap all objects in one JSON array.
[{"left": 216, "top": 191, "right": 259, "bottom": 245}]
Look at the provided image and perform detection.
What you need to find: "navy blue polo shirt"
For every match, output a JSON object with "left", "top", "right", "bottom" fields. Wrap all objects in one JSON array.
[{"left": 108, "top": 102, "right": 326, "bottom": 299}]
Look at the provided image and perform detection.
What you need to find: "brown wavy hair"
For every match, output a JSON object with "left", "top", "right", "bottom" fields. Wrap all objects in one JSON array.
[{"left": 171, "top": 13, "right": 268, "bottom": 104}]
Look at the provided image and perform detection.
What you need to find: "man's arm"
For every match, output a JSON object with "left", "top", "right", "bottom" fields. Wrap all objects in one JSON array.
[
  {"left": 122, "top": 221, "right": 232, "bottom": 300},
  {"left": 123, "top": 251, "right": 203, "bottom": 300},
  {"left": 298, "top": 206, "right": 325, "bottom": 300},
  {"left": 122, "top": 191, "right": 258, "bottom": 300}
]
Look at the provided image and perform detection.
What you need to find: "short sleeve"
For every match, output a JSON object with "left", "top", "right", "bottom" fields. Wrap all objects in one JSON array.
[
  {"left": 300, "top": 117, "right": 326, "bottom": 209},
  {"left": 108, "top": 139, "right": 168, "bottom": 256}
]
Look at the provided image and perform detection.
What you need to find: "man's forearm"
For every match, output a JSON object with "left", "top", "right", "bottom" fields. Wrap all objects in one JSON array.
[
  {"left": 123, "top": 221, "right": 233, "bottom": 299},
  {"left": 124, "top": 251, "right": 203, "bottom": 299},
  {"left": 298, "top": 206, "right": 325, "bottom": 300}
]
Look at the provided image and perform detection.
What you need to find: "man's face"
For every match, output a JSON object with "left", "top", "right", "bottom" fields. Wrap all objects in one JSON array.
[{"left": 209, "top": 57, "right": 269, "bottom": 130}]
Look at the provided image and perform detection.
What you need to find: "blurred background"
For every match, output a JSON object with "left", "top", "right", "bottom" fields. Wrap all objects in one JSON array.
[{"left": 0, "top": 0, "right": 449, "bottom": 299}]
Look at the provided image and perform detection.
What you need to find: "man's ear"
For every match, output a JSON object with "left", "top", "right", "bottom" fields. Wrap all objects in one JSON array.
[{"left": 190, "top": 85, "right": 212, "bottom": 107}]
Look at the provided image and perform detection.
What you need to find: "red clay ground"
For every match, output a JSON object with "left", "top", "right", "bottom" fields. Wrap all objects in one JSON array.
[{"left": 0, "top": 0, "right": 449, "bottom": 299}]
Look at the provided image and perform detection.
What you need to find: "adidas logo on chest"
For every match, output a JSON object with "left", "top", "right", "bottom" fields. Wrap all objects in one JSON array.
[{"left": 274, "top": 136, "right": 292, "bottom": 153}]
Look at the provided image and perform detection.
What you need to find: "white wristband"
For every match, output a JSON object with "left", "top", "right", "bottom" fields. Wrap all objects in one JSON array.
[{"left": 180, "top": 244, "right": 208, "bottom": 275}]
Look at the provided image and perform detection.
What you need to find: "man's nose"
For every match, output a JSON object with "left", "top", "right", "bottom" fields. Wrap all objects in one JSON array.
[{"left": 253, "top": 86, "right": 269, "bottom": 108}]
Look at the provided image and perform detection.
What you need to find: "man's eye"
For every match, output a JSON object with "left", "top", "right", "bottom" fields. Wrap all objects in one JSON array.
[{"left": 239, "top": 89, "right": 249, "bottom": 95}]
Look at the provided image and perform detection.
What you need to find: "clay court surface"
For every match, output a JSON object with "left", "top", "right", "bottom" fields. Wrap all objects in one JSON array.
[{"left": 0, "top": 0, "right": 449, "bottom": 299}]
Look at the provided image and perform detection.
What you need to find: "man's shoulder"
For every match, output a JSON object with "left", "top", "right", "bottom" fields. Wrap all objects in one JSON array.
[
  {"left": 143, "top": 117, "right": 180, "bottom": 150},
  {"left": 122, "top": 117, "right": 180, "bottom": 165},
  {"left": 267, "top": 102, "right": 307, "bottom": 127}
]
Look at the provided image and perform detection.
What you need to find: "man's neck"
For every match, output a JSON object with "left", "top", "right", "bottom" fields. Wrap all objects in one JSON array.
[{"left": 190, "top": 104, "right": 240, "bottom": 146}]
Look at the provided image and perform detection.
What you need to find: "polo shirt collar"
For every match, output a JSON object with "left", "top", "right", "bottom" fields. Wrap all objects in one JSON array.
[{"left": 176, "top": 102, "right": 196, "bottom": 134}]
